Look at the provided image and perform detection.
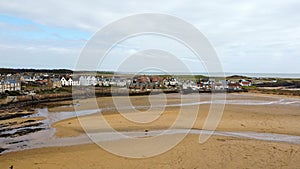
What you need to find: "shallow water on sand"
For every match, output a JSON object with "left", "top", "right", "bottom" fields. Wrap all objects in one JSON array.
[{"left": 1, "top": 93, "right": 299, "bottom": 154}]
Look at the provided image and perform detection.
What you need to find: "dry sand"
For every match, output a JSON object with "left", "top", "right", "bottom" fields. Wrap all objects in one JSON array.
[
  {"left": 1, "top": 135, "right": 300, "bottom": 169},
  {"left": 0, "top": 93, "right": 300, "bottom": 168}
]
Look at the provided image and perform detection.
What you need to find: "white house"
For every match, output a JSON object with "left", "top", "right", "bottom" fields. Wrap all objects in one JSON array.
[
  {"left": 61, "top": 77, "right": 80, "bottom": 86},
  {"left": 182, "top": 80, "right": 198, "bottom": 90},
  {"left": 239, "top": 79, "right": 252, "bottom": 87},
  {"left": 102, "top": 78, "right": 110, "bottom": 87},
  {"left": 163, "top": 78, "right": 179, "bottom": 87},
  {"left": 213, "top": 80, "right": 228, "bottom": 90},
  {"left": 90, "top": 76, "right": 97, "bottom": 86},
  {"left": 68, "top": 78, "right": 73, "bottom": 86},
  {"left": 61, "top": 77, "right": 68, "bottom": 86},
  {"left": 116, "top": 79, "right": 127, "bottom": 87},
  {"left": 79, "top": 76, "right": 97, "bottom": 86},
  {"left": 21, "top": 75, "right": 38, "bottom": 83},
  {"left": 79, "top": 76, "right": 87, "bottom": 86},
  {"left": 169, "top": 78, "right": 178, "bottom": 86},
  {"left": 213, "top": 82, "right": 226, "bottom": 90}
]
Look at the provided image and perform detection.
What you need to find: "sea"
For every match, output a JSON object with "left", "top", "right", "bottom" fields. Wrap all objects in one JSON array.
[{"left": 121, "top": 72, "right": 300, "bottom": 78}]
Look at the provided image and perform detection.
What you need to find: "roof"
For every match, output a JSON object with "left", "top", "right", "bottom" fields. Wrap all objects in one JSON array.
[
  {"left": 228, "top": 83, "right": 241, "bottom": 87},
  {"left": 4, "top": 79, "right": 19, "bottom": 84}
]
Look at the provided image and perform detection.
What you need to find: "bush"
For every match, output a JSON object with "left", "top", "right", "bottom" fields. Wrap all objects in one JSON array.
[{"left": 5, "top": 90, "right": 21, "bottom": 96}]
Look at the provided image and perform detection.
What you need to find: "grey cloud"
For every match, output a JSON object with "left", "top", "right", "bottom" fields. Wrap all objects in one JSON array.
[{"left": 0, "top": 0, "right": 299, "bottom": 73}]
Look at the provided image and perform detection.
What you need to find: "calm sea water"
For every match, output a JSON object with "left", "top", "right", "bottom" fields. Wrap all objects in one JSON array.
[
  {"left": 223, "top": 72, "right": 300, "bottom": 78},
  {"left": 130, "top": 72, "right": 300, "bottom": 78}
]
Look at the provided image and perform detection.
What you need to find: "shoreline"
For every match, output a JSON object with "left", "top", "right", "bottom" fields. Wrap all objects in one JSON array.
[
  {"left": 2, "top": 129, "right": 300, "bottom": 155},
  {"left": 0, "top": 88, "right": 179, "bottom": 109},
  {"left": 1, "top": 89, "right": 299, "bottom": 110}
]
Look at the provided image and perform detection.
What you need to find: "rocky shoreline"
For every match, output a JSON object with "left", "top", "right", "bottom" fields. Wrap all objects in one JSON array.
[
  {"left": 0, "top": 88, "right": 179, "bottom": 109},
  {"left": 0, "top": 107, "right": 46, "bottom": 154}
]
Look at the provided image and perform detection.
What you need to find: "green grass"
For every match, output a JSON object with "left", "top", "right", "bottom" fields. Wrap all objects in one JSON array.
[{"left": 242, "top": 86, "right": 257, "bottom": 90}]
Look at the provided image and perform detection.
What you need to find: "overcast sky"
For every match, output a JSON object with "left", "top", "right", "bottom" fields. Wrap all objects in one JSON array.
[{"left": 0, "top": 0, "right": 299, "bottom": 74}]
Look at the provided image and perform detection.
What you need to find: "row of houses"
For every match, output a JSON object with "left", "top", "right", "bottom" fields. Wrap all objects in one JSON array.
[
  {"left": 60, "top": 76, "right": 252, "bottom": 91},
  {"left": 181, "top": 79, "right": 252, "bottom": 92},
  {"left": 61, "top": 75, "right": 162, "bottom": 88},
  {"left": 0, "top": 72, "right": 252, "bottom": 94},
  {"left": 60, "top": 76, "right": 130, "bottom": 87},
  {"left": 0, "top": 79, "right": 21, "bottom": 93}
]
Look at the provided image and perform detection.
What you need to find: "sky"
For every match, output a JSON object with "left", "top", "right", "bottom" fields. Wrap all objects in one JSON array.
[{"left": 0, "top": 0, "right": 299, "bottom": 74}]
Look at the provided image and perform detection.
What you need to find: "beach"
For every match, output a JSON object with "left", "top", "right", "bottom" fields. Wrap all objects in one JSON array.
[
  {"left": 0, "top": 93, "right": 300, "bottom": 168},
  {"left": 1, "top": 134, "right": 300, "bottom": 169}
]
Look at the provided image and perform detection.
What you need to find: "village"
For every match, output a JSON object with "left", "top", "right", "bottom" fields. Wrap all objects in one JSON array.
[{"left": 0, "top": 72, "right": 254, "bottom": 97}]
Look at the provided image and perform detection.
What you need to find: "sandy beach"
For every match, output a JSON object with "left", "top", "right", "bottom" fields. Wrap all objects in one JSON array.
[
  {"left": 52, "top": 93, "right": 300, "bottom": 137},
  {"left": 0, "top": 93, "right": 300, "bottom": 168},
  {"left": 1, "top": 134, "right": 300, "bottom": 169}
]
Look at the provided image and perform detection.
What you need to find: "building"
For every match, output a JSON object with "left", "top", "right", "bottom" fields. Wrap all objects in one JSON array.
[
  {"left": 61, "top": 77, "right": 80, "bottom": 86},
  {"left": 0, "top": 81, "right": 3, "bottom": 93},
  {"left": 20, "top": 75, "right": 37, "bottom": 83},
  {"left": 79, "top": 76, "right": 97, "bottom": 86},
  {"left": 0, "top": 79, "right": 21, "bottom": 93},
  {"left": 239, "top": 79, "right": 252, "bottom": 87},
  {"left": 228, "top": 83, "right": 242, "bottom": 91},
  {"left": 51, "top": 78, "right": 62, "bottom": 88},
  {"left": 213, "top": 81, "right": 227, "bottom": 90}
]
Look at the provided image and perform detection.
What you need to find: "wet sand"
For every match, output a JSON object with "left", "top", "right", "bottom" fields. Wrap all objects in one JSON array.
[
  {"left": 0, "top": 93, "right": 300, "bottom": 168},
  {"left": 52, "top": 93, "right": 300, "bottom": 137}
]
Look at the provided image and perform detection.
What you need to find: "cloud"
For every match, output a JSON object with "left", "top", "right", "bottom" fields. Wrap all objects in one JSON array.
[
  {"left": 0, "top": 44, "right": 79, "bottom": 69},
  {"left": 0, "top": 0, "right": 299, "bottom": 73}
]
